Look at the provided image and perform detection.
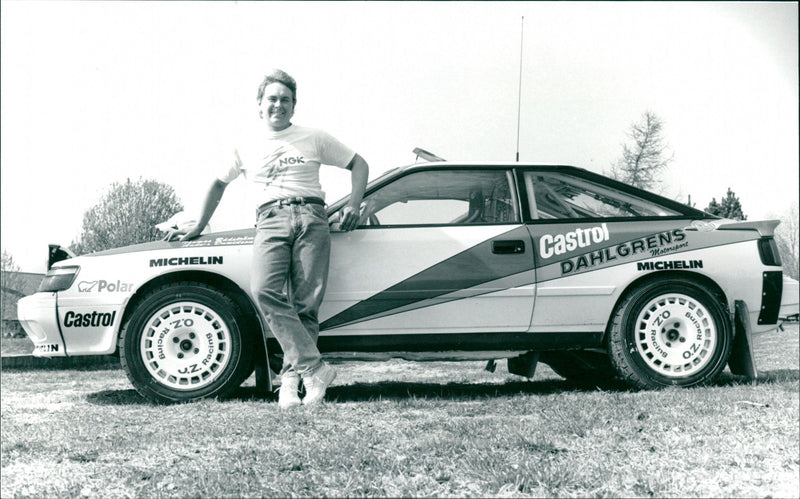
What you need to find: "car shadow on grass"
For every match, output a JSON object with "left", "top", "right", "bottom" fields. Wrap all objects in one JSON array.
[
  {"left": 714, "top": 368, "right": 799, "bottom": 386},
  {"left": 85, "top": 368, "right": 799, "bottom": 406},
  {"left": 86, "top": 389, "right": 153, "bottom": 405},
  {"left": 84, "top": 377, "right": 630, "bottom": 406},
  {"left": 309, "top": 378, "right": 636, "bottom": 403},
  {"left": 229, "top": 377, "right": 633, "bottom": 403},
  {"left": 226, "top": 367, "right": 800, "bottom": 403}
]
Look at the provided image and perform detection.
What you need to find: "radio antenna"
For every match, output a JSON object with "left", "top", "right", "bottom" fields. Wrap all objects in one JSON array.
[{"left": 515, "top": 16, "right": 524, "bottom": 162}]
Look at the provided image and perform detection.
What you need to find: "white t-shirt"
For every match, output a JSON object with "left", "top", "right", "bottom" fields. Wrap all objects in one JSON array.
[{"left": 219, "top": 125, "right": 356, "bottom": 207}]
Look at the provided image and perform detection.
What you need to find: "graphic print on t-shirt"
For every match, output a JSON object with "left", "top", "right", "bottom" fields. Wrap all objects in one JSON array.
[
  {"left": 260, "top": 144, "right": 305, "bottom": 188},
  {"left": 222, "top": 125, "right": 356, "bottom": 206}
]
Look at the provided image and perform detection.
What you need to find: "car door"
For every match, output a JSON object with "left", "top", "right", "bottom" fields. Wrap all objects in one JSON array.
[{"left": 320, "top": 167, "right": 536, "bottom": 337}]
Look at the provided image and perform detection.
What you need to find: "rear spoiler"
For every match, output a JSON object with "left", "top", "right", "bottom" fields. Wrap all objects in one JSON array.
[
  {"left": 716, "top": 219, "right": 780, "bottom": 237},
  {"left": 48, "top": 244, "right": 75, "bottom": 270}
]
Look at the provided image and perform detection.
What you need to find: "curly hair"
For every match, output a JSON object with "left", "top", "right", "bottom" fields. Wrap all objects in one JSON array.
[{"left": 257, "top": 69, "right": 297, "bottom": 105}]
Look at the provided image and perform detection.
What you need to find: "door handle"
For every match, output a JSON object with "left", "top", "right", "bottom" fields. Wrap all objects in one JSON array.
[{"left": 492, "top": 240, "right": 525, "bottom": 254}]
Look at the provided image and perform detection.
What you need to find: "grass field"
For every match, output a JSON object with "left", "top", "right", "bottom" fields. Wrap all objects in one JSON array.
[
  {"left": 1, "top": 325, "right": 798, "bottom": 498},
  {"left": 1, "top": 336, "right": 34, "bottom": 356}
]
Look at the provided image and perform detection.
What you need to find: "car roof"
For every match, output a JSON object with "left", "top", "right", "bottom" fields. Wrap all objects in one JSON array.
[
  {"left": 365, "top": 162, "right": 599, "bottom": 189},
  {"left": 377, "top": 161, "right": 590, "bottom": 181},
  {"left": 329, "top": 160, "right": 711, "bottom": 219},
  {"left": 402, "top": 161, "right": 584, "bottom": 169}
]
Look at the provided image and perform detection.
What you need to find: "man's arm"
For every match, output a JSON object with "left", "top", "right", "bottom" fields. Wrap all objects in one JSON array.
[
  {"left": 339, "top": 154, "right": 369, "bottom": 231},
  {"left": 165, "top": 179, "right": 228, "bottom": 241}
]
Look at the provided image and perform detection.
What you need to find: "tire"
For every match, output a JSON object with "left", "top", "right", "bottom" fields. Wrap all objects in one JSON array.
[
  {"left": 539, "top": 350, "right": 617, "bottom": 384},
  {"left": 120, "top": 282, "right": 255, "bottom": 403},
  {"left": 607, "top": 278, "right": 732, "bottom": 389}
]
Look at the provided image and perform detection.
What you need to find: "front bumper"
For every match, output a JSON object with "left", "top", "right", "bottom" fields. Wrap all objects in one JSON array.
[{"left": 17, "top": 293, "right": 67, "bottom": 357}]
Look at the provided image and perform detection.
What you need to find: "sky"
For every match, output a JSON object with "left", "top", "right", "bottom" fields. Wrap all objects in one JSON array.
[{"left": 1, "top": 1, "right": 797, "bottom": 273}]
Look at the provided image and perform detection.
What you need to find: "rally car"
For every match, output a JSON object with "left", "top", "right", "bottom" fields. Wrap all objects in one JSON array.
[{"left": 18, "top": 154, "right": 799, "bottom": 403}]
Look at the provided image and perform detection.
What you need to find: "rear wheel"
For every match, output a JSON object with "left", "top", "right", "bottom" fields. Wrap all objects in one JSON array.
[
  {"left": 120, "top": 282, "right": 254, "bottom": 403},
  {"left": 607, "top": 278, "right": 732, "bottom": 389}
]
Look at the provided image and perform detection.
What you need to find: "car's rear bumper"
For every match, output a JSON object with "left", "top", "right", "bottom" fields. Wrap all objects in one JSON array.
[
  {"left": 17, "top": 293, "right": 67, "bottom": 357},
  {"left": 779, "top": 276, "right": 799, "bottom": 320}
]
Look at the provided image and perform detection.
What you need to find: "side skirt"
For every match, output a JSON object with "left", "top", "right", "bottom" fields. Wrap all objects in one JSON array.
[{"left": 266, "top": 331, "right": 604, "bottom": 356}]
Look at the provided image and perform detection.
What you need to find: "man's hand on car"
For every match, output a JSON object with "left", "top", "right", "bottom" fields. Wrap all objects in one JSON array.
[
  {"left": 164, "top": 224, "right": 203, "bottom": 242},
  {"left": 339, "top": 206, "right": 360, "bottom": 232}
]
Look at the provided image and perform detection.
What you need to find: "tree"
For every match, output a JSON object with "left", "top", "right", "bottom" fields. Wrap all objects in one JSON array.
[
  {"left": 774, "top": 203, "right": 799, "bottom": 280},
  {"left": 1, "top": 250, "right": 21, "bottom": 274},
  {"left": 704, "top": 188, "right": 747, "bottom": 220},
  {"left": 71, "top": 178, "right": 184, "bottom": 255},
  {"left": 1, "top": 250, "right": 24, "bottom": 337},
  {"left": 705, "top": 197, "right": 721, "bottom": 215},
  {"left": 1, "top": 249, "right": 22, "bottom": 296},
  {"left": 608, "top": 111, "right": 674, "bottom": 191}
]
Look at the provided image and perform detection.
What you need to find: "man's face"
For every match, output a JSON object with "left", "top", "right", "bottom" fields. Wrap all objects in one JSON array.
[{"left": 259, "top": 82, "right": 295, "bottom": 131}]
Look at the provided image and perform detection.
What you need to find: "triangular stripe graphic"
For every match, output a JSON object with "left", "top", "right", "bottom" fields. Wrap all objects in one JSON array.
[{"left": 320, "top": 226, "right": 534, "bottom": 330}]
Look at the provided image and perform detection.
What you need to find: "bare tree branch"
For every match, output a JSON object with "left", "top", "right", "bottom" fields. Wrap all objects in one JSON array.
[{"left": 608, "top": 111, "right": 673, "bottom": 191}]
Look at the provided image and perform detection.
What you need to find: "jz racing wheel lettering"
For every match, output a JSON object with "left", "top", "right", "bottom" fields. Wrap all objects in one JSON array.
[{"left": 141, "top": 302, "right": 230, "bottom": 387}]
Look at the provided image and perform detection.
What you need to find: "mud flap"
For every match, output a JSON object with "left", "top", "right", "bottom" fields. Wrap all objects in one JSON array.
[
  {"left": 254, "top": 330, "right": 274, "bottom": 395},
  {"left": 255, "top": 357, "right": 273, "bottom": 394},
  {"left": 507, "top": 351, "right": 540, "bottom": 378},
  {"left": 728, "top": 300, "right": 757, "bottom": 379}
]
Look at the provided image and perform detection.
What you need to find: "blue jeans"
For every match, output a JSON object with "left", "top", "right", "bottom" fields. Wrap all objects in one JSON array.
[{"left": 250, "top": 203, "right": 330, "bottom": 376}]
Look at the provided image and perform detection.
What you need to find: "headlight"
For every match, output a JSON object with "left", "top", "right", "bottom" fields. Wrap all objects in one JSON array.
[{"left": 38, "top": 266, "right": 80, "bottom": 292}]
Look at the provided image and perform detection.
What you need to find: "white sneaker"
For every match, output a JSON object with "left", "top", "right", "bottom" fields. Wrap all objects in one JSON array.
[
  {"left": 278, "top": 371, "right": 301, "bottom": 409},
  {"left": 301, "top": 362, "right": 336, "bottom": 406}
]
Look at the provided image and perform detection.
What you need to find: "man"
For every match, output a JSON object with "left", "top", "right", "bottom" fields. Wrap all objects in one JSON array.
[{"left": 166, "top": 69, "right": 369, "bottom": 408}]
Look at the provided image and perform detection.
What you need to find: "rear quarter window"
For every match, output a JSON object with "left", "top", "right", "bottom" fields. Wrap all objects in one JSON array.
[{"left": 524, "top": 172, "right": 681, "bottom": 219}]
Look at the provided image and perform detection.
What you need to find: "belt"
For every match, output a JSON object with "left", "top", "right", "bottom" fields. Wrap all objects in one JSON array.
[{"left": 257, "top": 196, "right": 325, "bottom": 214}]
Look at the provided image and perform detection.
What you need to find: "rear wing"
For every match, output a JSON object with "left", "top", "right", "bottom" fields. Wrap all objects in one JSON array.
[
  {"left": 412, "top": 147, "right": 446, "bottom": 163},
  {"left": 717, "top": 219, "right": 780, "bottom": 237}
]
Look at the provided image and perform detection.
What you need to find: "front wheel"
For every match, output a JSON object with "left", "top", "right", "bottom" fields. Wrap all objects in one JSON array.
[
  {"left": 607, "top": 278, "right": 732, "bottom": 389},
  {"left": 120, "top": 282, "right": 255, "bottom": 403}
]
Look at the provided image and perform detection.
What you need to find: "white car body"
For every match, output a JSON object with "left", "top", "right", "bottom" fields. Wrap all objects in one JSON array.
[{"left": 18, "top": 161, "right": 798, "bottom": 402}]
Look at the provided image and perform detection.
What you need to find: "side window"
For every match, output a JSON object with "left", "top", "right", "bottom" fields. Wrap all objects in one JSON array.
[
  {"left": 524, "top": 172, "right": 680, "bottom": 219},
  {"left": 359, "top": 170, "right": 519, "bottom": 227}
]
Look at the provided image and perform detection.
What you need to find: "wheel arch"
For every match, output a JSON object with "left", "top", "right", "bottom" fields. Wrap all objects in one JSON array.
[
  {"left": 604, "top": 270, "right": 731, "bottom": 345},
  {"left": 117, "top": 270, "right": 267, "bottom": 357}
]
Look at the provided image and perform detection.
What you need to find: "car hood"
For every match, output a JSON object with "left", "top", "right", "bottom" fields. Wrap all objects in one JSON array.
[{"left": 83, "top": 228, "right": 257, "bottom": 258}]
